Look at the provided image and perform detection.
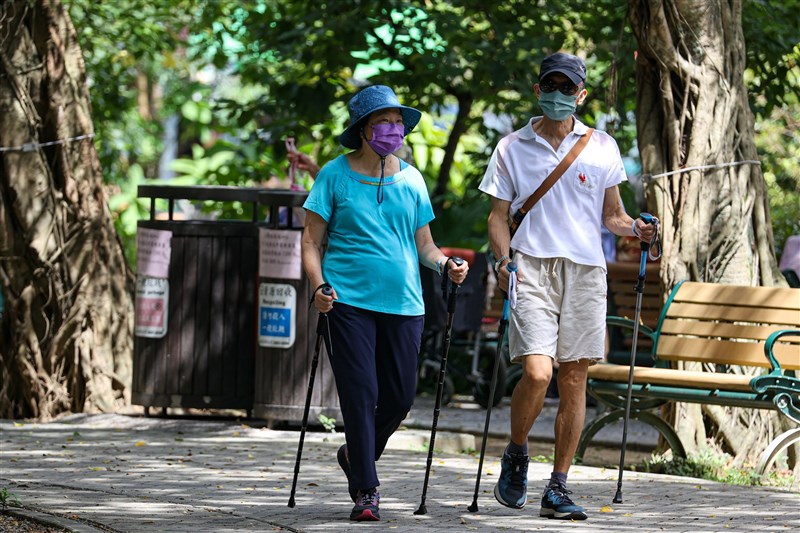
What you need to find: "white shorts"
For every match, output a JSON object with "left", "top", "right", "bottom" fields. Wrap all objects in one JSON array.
[{"left": 508, "top": 255, "right": 606, "bottom": 364}]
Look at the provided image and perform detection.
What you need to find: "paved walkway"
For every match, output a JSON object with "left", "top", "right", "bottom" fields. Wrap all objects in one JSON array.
[{"left": 1, "top": 398, "right": 798, "bottom": 532}]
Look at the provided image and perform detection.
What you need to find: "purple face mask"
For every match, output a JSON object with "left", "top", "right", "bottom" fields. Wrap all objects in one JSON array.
[{"left": 366, "top": 123, "right": 405, "bottom": 157}]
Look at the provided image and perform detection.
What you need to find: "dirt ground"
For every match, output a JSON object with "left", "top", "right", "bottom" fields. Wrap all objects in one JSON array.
[{"left": 0, "top": 513, "right": 68, "bottom": 533}]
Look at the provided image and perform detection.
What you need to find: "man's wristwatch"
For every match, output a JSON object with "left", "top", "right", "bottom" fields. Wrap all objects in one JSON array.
[{"left": 493, "top": 255, "right": 510, "bottom": 274}]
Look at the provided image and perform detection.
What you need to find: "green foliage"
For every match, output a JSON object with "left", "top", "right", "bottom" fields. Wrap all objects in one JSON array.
[
  {"left": 66, "top": 0, "right": 800, "bottom": 255},
  {"left": 107, "top": 164, "right": 153, "bottom": 268},
  {"left": 67, "top": 0, "right": 206, "bottom": 267},
  {"left": 408, "top": 113, "right": 490, "bottom": 248},
  {"left": 0, "top": 487, "right": 20, "bottom": 511},
  {"left": 67, "top": 0, "right": 202, "bottom": 181},
  {"left": 742, "top": 2, "right": 800, "bottom": 117},
  {"left": 640, "top": 449, "right": 797, "bottom": 488},
  {"left": 317, "top": 414, "right": 337, "bottom": 433},
  {"left": 754, "top": 87, "right": 800, "bottom": 258}
]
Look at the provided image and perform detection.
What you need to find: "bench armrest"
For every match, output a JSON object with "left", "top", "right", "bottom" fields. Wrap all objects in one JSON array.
[
  {"left": 605, "top": 315, "right": 657, "bottom": 366},
  {"left": 764, "top": 329, "right": 800, "bottom": 372},
  {"left": 606, "top": 315, "right": 656, "bottom": 337},
  {"left": 751, "top": 330, "right": 800, "bottom": 420}
]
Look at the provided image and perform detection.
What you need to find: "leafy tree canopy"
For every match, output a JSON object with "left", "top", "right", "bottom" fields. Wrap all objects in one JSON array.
[{"left": 66, "top": 0, "right": 800, "bottom": 254}]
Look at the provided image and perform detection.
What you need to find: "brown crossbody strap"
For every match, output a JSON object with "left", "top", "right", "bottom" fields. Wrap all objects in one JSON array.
[{"left": 512, "top": 128, "right": 594, "bottom": 228}]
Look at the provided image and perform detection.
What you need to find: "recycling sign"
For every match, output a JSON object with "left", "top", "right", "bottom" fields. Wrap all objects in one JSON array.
[{"left": 258, "top": 283, "right": 296, "bottom": 348}]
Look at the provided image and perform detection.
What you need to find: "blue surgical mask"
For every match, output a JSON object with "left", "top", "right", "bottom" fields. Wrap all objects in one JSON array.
[{"left": 538, "top": 91, "right": 578, "bottom": 121}]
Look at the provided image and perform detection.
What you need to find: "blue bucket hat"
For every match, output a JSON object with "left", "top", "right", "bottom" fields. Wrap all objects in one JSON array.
[{"left": 339, "top": 85, "right": 422, "bottom": 149}]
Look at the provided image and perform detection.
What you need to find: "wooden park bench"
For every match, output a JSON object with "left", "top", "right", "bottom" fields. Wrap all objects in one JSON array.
[
  {"left": 605, "top": 261, "right": 662, "bottom": 365},
  {"left": 577, "top": 281, "right": 800, "bottom": 474}
]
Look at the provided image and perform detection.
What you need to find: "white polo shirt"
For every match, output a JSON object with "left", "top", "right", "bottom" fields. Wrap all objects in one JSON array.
[{"left": 479, "top": 116, "right": 627, "bottom": 268}]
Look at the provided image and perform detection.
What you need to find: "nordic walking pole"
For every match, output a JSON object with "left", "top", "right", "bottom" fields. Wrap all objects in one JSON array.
[
  {"left": 415, "top": 257, "right": 464, "bottom": 516},
  {"left": 614, "top": 214, "right": 659, "bottom": 504},
  {"left": 469, "top": 261, "right": 517, "bottom": 513},
  {"left": 288, "top": 284, "right": 334, "bottom": 508}
]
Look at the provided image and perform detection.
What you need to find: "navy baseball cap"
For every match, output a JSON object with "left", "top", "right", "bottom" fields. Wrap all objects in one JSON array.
[{"left": 539, "top": 52, "right": 587, "bottom": 85}]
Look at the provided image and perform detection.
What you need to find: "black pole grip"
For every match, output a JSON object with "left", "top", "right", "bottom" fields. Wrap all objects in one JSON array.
[
  {"left": 315, "top": 285, "right": 334, "bottom": 335},
  {"left": 443, "top": 257, "right": 464, "bottom": 313}
]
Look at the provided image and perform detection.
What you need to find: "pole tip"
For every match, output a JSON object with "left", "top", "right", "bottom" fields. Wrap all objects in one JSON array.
[
  {"left": 468, "top": 502, "right": 479, "bottom": 513},
  {"left": 414, "top": 504, "right": 427, "bottom": 515},
  {"left": 288, "top": 498, "right": 296, "bottom": 508},
  {"left": 612, "top": 491, "right": 623, "bottom": 504}
]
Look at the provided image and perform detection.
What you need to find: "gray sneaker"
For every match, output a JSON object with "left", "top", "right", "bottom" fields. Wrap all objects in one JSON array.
[
  {"left": 493, "top": 451, "right": 529, "bottom": 509},
  {"left": 540, "top": 484, "right": 587, "bottom": 520}
]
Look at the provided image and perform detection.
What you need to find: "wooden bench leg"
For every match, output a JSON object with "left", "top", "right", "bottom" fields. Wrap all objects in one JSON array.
[
  {"left": 757, "top": 427, "right": 800, "bottom": 475},
  {"left": 576, "top": 409, "right": 686, "bottom": 463}
]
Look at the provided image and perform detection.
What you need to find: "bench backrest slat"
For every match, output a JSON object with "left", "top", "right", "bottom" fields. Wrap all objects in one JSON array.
[
  {"left": 655, "top": 281, "right": 800, "bottom": 369},
  {"left": 660, "top": 319, "right": 795, "bottom": 342},
  {"left": 656, "top": 336, "right": 800, "bottom": 369},
  {"left": 606, "top": 262, "right": 662, "bottom": 328},
  {"left": 665, "top": 303, "right": 800, "bottom": 327},
  {"left": 672, "top": 282, "right": 800, "bottom": 309}
]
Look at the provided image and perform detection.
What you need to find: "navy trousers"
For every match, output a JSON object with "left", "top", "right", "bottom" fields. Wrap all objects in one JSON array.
[{"left": 324, "top": 302, "right": 423, "bottom": 492}]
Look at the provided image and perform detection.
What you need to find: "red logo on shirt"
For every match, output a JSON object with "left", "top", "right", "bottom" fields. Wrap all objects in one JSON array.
[{"left": 579, "top": 173, "right": 587, "bottom": 184}]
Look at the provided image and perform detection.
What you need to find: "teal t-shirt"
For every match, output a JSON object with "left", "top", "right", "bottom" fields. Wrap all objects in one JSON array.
[{"left": 303, "top": 155, "right": 435, "bottom": 316}]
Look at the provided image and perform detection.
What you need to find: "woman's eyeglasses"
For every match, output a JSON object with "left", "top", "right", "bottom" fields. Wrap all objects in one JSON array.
[{"left": 539, "top": 80, "right": 582, "bottom": 96}]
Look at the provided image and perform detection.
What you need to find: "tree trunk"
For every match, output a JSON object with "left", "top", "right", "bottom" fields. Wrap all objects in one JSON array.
[
  {"left": 629, "top": 0, "right": 794, "bottom": 471},
  {"left": 0, "top": 0, "right": 134, "bottom": 420},
  {"left": 433, "top": 91, "right": 473, "bottom": 211}
]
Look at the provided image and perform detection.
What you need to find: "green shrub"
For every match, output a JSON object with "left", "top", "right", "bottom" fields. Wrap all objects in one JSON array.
[{"left": 639, "top": 448, "right": 797, "bottom": 488}]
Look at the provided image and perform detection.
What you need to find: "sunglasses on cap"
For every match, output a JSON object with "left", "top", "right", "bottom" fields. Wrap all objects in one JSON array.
[{"left": 539, "top": 79, "right": 582, "bottom": 96}]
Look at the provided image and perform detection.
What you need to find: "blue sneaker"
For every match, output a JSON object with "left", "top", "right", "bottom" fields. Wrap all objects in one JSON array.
[
  {"left": 493, "top": 451, "right": 529, "bottom": 509},
  {"left": 540, "top": 484, "right": 587, "bottom": 520},
  {"left": 350, "top": 488, "right": 380, "bottom": 521},
  {"left": 337, "top": 445, "right": 358, "bottom": 503}
]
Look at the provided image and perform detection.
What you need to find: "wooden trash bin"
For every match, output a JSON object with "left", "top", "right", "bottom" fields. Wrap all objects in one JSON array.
[
  {"left": 252, "top": 190, "right": 341, "bottom": 426},
  {"left": 132, "top": 185, "right": 260, "bottom": 416}
]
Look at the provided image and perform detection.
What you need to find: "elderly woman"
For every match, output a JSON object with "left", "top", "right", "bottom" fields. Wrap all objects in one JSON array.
[{"left": 301, "top": 85, "right": 468, "bottom": 522}]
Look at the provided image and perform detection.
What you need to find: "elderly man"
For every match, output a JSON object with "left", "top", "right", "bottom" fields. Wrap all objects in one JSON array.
[{"left": 479, "top": 52, "right": 655, "bottom": 520}]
